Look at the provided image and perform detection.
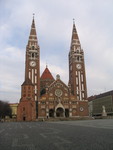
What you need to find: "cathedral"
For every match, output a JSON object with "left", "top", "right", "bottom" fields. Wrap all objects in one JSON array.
[{"left": 17, "top": 17, "right": 89, "bottom": 121}]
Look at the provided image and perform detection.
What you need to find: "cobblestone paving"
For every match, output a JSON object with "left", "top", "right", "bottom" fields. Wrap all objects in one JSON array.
[{"left": 0, "top": 119, "right": 113, "bottom": 150}]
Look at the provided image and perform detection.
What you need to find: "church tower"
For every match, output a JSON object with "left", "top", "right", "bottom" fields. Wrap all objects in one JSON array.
[
  {"left": 69, "top": 20, "right": 87, "bottom": 101},
  {"left": 25, "top": 16, "right": 40, "bottom": 101}
]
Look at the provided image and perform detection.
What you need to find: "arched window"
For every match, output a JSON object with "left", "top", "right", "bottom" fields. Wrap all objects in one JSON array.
[
  {"left": 32, "top": 46, "right": 34, "bottom": 50},
  {"left": 77, "top": 56, "right": 79, "bottom": 61},
  {"left": 32, "top": 53, "right": 34, "bottom": 58}
]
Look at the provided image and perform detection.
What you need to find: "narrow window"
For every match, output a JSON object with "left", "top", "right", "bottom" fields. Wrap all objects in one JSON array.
[{"left": 32, "top": 53, "right": 34, "bottom": 58}]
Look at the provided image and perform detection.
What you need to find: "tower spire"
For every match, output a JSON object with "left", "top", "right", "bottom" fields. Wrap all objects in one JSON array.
[
  {"left": 70, "top": 19, "right": 80, "bottom": 51},
  {"left": 73, "top": 18, "right": 76, "bottom": 31},
  {"left": 31, "top": 13, "right": 35, "bottom": 29},
  {"left": 28, "top": 14, "right": 38, "bottom": 45},
  {"left": 33, "top": 13, "right": 35, "bottom": 19}
]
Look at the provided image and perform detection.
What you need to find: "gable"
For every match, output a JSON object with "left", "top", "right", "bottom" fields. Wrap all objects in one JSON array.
[
  {"left": 48, "top": 79, "right": 69, "bottom": 96},
  {"left": 41, "top": 67, "right": 54, "bottom": 80}
]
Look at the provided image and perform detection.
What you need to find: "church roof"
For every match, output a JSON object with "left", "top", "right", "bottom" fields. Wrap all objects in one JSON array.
[
  {"left": 22, "top": 78, "right": 33, "bottom": 86},
  {"left": 41, "top": 66, "right": 54, "bottom": 80}
]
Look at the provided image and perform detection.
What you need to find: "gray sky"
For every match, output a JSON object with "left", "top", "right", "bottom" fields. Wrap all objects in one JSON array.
[{"left": 0, "top": 0, "right": 113, "bottom": 103}]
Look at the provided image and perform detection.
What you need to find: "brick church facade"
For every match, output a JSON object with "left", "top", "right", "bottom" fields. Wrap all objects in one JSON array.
[{"left": 17, "top": 17, "right": 89, "bottom": 121}]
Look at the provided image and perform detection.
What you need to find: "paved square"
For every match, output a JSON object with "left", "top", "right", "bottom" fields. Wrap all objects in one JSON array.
[{"left": 0, "top": 119, "right": 113, "bottom": 150}]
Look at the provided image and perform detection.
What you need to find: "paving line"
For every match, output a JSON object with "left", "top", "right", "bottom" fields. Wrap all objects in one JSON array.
[
  {"left": 53, "top": 121, "right": 113, "bottom": 130},
  {"left": 12, "top": 138, "right": 18, "bottom": 147},
  {"left": 0, "top": 129, "right": 5, "bottom": 134},
  {"left": 19, "top": 123, "right": 23, "bottom": 129},
  {"left": 40, "top": 133, "right": 47, "bottom": 138},
  {"left": 12, "top": 138, "right": 37, "bottom": 150},
  {"left": 23, "top": 134, "right": 29, "bottom": 139},
  {"left": 68, "top": 123, "right": 113, "bottom": 130}
]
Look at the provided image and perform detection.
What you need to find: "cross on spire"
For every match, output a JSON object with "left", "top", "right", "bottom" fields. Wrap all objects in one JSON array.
[
  {"left": 33, "top": 13, "right": 35, "bottom": 19},
  {"left": 46, "top": 62, "right": 48, "bottom": 68}
]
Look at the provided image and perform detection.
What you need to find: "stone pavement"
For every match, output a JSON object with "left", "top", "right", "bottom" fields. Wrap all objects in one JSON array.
[
  {"left": 0, "top": 119, "right": 113, "bottom": 150},
  {"left": 52, "top": 119, "right": 113, "bottom": 129}
]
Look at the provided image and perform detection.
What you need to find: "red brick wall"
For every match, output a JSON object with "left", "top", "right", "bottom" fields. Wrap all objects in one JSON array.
[
  {"left": 17, "top": 100, "right": 36, "bottom": 121},
  {"left": 78, "top": 101, "right": 89, "bottom": 116}
]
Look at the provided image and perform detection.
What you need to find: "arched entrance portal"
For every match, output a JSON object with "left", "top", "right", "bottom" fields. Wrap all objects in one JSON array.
[
  {"left": 49, "top": 109, "right": 54, "bottom": 117},
  {"left": 56, "top": 107, "right": 64, "bottom": 117}
]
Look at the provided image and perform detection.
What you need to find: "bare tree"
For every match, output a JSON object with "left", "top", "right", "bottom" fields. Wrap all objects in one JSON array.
[{"left": 0, "top": 100, "right": 12, "bottom": 119}]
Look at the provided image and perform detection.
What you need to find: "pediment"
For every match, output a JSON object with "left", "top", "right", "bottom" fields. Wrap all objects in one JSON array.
[{"left": 55, "top": 102, "right": 65, "bottom": 111}]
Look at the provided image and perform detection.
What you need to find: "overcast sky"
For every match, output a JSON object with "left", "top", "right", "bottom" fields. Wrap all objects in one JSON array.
[{"left": 0, "top": 0, "right": 113, "bottom": 103}]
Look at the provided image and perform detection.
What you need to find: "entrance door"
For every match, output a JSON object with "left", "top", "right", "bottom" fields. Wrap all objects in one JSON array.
[
  {"left": 49, "top": 109, "right": 54, "bottom": 117},
  {"left": 56, "top": 107, "right": 64, "bottom": 117},
  {"left": 23, "top": 116, "right": 26, "bottom": 121},
  {"left": 65, "top": 109, "right": 69, "bottom": 117}
]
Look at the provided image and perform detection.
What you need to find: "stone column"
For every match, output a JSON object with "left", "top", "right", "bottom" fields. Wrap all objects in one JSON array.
[
  {"left": 63, "top": 109, "right": 65, "bottom": 117},
  {"left": 54, "top": 111, "right": 56, "bottom": 117},
  {"left": 69, "top": 108, "right": 72, "bottom": 117}
]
